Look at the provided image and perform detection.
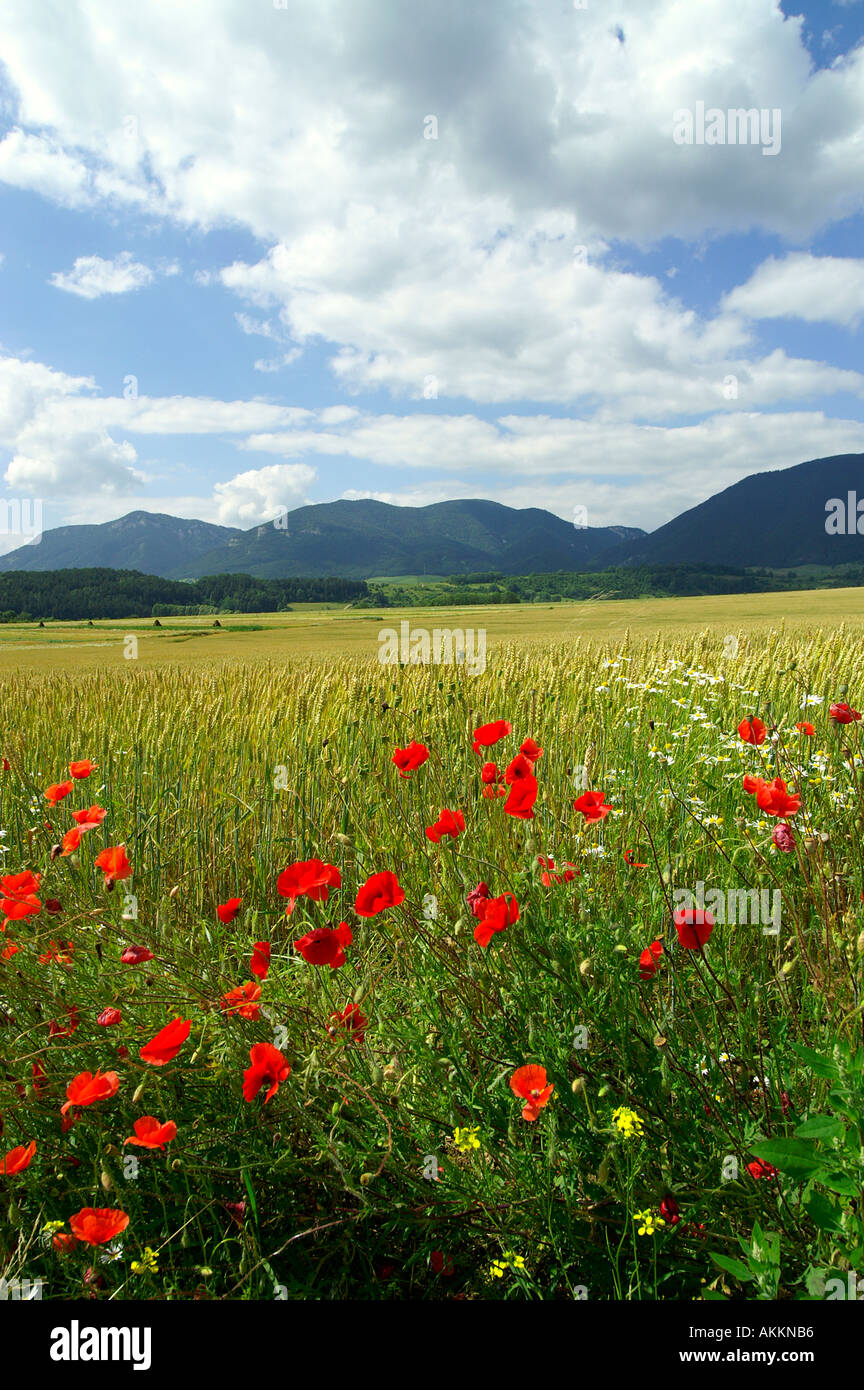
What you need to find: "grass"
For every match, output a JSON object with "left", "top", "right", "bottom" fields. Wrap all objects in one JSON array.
[{"left": 1, "top": 607, "right": 863, "bottom": 1300}]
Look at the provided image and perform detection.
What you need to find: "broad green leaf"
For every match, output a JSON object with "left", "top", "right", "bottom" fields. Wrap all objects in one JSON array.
[
  {"left": 751, "top": 1138, "right": 824, "bottom": 1180},
  {"left": 795, "top": 1115, "right": 845, "bottom": 1142}
]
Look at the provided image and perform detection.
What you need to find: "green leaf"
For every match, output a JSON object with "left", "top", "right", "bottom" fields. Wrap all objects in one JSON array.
[
  {"left": 794, "top": 1115, "right": 845, "bottom": 1142},
  {"left": 751, "top": 1138, "right": 824, "bottom": 1180},
  {"left": 710, "top": 1254, "right": 754, "bottom": 1282},
  {"left": 790, "top": 1044, "right": 840, "bottom": 1080},
  {"left": 820, "top": 1170, "right": 860, "bottom": 1198},
  {"left": 804, "top": 1192, "right": 844, "bottom": 1233}
]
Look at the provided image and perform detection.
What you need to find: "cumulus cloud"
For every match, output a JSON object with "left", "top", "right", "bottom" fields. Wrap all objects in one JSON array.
[
  {"left": 49, "top": 251, "right": 155, "bottom": 299},
  {"left": 211, "top": 463, "right": 317, "bottom": 528},
  {"left": 723, "top": 253, "right": 864, "bottom": 329}
]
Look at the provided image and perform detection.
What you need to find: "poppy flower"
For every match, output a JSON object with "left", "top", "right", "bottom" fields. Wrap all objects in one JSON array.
[
  {"left": 425, "top": 808, "right": 465, "bottom": 843},
  {"left": 45, "top": 781, "right": 74, "bottom": 805},
  {"left": 830, "top": 701, "right": 861, "bottom": 724},
  {"left": 573, "top": 790, "right": 611, "bottom": 823},
  {"left": 474, "top": 891, "right": 519, "bottom": 948},
  {"left": 39, "top": 940, "right": 73, "bottom": 965},
  {"left": 795, "top": 722, "right": 815, "bottom": 736},
  {"left": 71, "top": 806, "right": 107, "bottom": 831},
  {"left": 328, "top": 1001, "right": 367, "bottom": 1041},
  {"left": 756, "top": 777, "right": 801, "bottom": 818},
  {"left": 624, "top": 850, "right": 648, "bottom": 867},
  {"left": 354, "top": 870, "right": 405, "bottom": 917},
  {"left": 639, "top": 940, "right": 663, "bottom": 979},
  {"left": 392, "top": 741, "right": 429, "bottom": 777},
  {"left": 472, "top": 719, "right": 512, "bottom": 753},
  {"left": 49, "top": 1006, "right": 79, "bottom": 1037},
  {"left": 742, "top": 773, "right": 766, "bottom": 796},
  {"left": 519, "top": 737, "right": 543, "bottom": 763},
  {"left": 659, "top": 1195, "right": 680, "bottom": 1226},
  {"left": 60, "top": 827, "right": 83, "bottom": 856},
  {"left": 44, "top": 898, "right": 62, "bottom": 913},
  {"left": 504, "top": 775, "right": 537, "bottom": 820},
  {"left": 242, "top": 1042, "right": 290, "bottom": 1104},
  {"left": 430, "top": 1250, "right": 454, "bottom": 1276},
  {"left": 746, "top": 1158, "right": 778, "bottom": 1181},
  {"left": 250, "top": 940, "right": 271, "bottom": 980},
  {"left": 294, "top": 922, "right": 352, "bottom": 969},
  {"left": 96, "top": 1007, "right": 122, "bottom": 1027},
  {"left": 53, "top": 1232, "right": 79, "bottom": 1254},
  {"left": 68, "top": 1208, "right": 130, "bottom": 1245},
  {"left": 772, "top": 822, "right": 796, "bottom": 853},
  {"left": 537, "top": 855, "right": 577, "bottom": 886},
  {"left": 509, "top": 1064, "right": 554, "bottom": 1122},
  {"left": 277, "top": 859, "right": 341, "bottom": 916},
  {"left": 217, "top": 897, "right": 242, "bottom": 924},
  {"left": 123, "top": 1116, "right": 177, "bottom": 1150},
  {"left": 0, "top": 1140, "right": 36, "bottom": 1174},
  {"left": 673, "top": 908, "right": 714, "bottom": 950},
  {"left": 139, "top": 1018, "right": 191, "bottom": 1067},
  {"left": 738, "top": 717, "right": 767, "bottom": 745},
  {"left": 220, "top": 981, "right": 262, "bottom": 1019},
  {"left": 1, "top": 870, "right": 42, "bottom": 920},
  {"left": 121, "top": 943, "right": 154, "bottom": 965},
  {"left": 69, "top": 759, "right": 97, "bottom": 779},
  {"left": 466, "top": 882, "right": 491, "bottom": 918},
  {"left": 504, "top": 752, "right": 534, "bottom": 783},
  {"left": 94, "top": 845, "right": 132, "bottom": 887},
  {"left": 480, "top": 762, "right": 506, "bottom": 798},
  {"left": 61, "top": 1069, "right": 120, "bottom": 1115}
]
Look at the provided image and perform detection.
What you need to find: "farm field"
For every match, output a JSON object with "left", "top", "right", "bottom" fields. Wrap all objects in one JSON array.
[
  {"left": 1, "top": 604, "right": 863, "bottom": 1301},
  {"left": 0, "top": 584, "right": 863, "bottom": 673}
]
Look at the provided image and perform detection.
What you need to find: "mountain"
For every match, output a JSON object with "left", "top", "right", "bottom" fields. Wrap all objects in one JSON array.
[
  {"left": 0, "top": 500, "right": 644, "bottom": 579},
  {"left": 603, "top": 454, "right": 864, "bottom": 569},
  {"left": 0, "top": 511, "right": 241, "bottom": 575}
]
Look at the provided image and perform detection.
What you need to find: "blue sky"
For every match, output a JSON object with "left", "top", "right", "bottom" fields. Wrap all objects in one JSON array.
[{"left": 0, "top": 0, "right": 863, "bottom": 553}]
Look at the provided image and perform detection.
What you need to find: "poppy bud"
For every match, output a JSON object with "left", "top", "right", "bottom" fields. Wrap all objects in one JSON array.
[
  {"left": 571, "top": 1076, "right": 585, "bottom": 1094},
  {"left": 171, "top": 1159, "right": 182, "bottom": 1171},
  {"left": 360, "top": 1172, "right": 374, "bottom": 1186},
  {"left": 335, "top": 833, "right": 353, "bottom": 846},
  {"left": 100, "top": 1169, "right": 113, "bottom": 1191},
  {"left": 50, "top": 843, "right": 62, "bottom": 860},
  {"left": 133, "top": 1083, "right": 146, "bottom": 1104},
  {"left": 579, "top": 959, "right": 593, "bottom": 978}
]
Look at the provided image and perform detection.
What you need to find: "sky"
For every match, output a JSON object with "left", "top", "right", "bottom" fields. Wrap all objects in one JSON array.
[{"left": 0, "top": 0, "right": 863, "bottom": 555}]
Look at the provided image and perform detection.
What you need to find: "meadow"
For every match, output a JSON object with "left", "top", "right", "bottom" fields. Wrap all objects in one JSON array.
[{"left": 1, "top": 589, "right": 863, "bottom": 1300}]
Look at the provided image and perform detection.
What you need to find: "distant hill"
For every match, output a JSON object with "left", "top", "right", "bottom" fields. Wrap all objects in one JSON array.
[
  {"left": 604, "top": 454, "right": 864, "bottom": 569},
  {"left": 0, "top": 499, "right": 644, "bottom": 579},
  {"left": 0, "top": 511, "right": 241, "bottom": 575}
]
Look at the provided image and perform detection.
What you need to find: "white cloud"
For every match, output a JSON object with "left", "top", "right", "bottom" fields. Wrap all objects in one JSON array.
[
  {"left": 49, "top": 251, "right": 155, "bottom": 299},
  {"left": 211, "top": 463, "right": 317, "bottom": 527},
  {"left": 723, "top": 253, "right": 864, "bottom": 328}
]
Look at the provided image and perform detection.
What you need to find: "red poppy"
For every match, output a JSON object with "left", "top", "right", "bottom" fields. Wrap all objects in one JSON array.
[
  {"left": 123, "top": 1116, "right": 177, "bottom": 1150},
  {"left": 573, "top": 790, "right": 611, "bottom": 822},
  {"left": 472, "top": 719, "right": 512, "bottom": 753},
  {"left": 277, "top": 859, "right": 341, "bottom": 916},
  {"left": 466, "top": 881, "right": 491, "bottom": 917},
  {"left": 639, "top": 940, "right": 663, "bottom": 979},
  {"left": 659, "top": 1195, "right": 680, "bottom": 1226},
  {"left": 220, "top": 981, "right": 262, "bottom": 1018},
  {"left": 474, "top": 891, "right": 519, "bottom": 948},
  {"left": 673, "top": 908, "right": 714, "bottom": 950},
  {"left": 94, "top": 845, "right": 132, "bottom": 887},
  {"left": 72, "top": 804, "right": 107, "bottom": 828},
  {"left": 139, "top": 1017, "right": 191, "bottom": 1066},
  {"left": 738, "top": 717, "right": 767, "bottom": 745},
  {"left": 121, "top": 943, "right": 154, "bottom": 965},
  {"left": 250, "top": 940, "right": 271, "bottom": 980},
  {"left": 294, "top": 922, "right": 352, "bottom": 969},
  {"left": 0, "top": 1140, "right": 36, "bottom": 1174},
  {"left": 69, "top": 759, "right": 97, "bottom": 779},
  {"left": 480, "top": 762, "right": 506, "bottom": 798},
  {"left": 504, "top": 752, "right": 534, "bottom": 783},
  {"left": 60, "top": 827, "right": 83, "bottom": 856},
  {"left": 756, "top": 777, "right": 801, "bottom": 818},
  {"left": 742, "top": 773, "right": 766, "bottom": 796},
  {"left": 772, "top": 822, "right": 796, "bottom": 853},
  {"left": 430, "top": 1249, "right": 454, "bottom": 1276},
  {"left": 243, "top": 1041, "right": 290, "bottom": 1104},
  {"left": 425, "top": 808, "right": 465, "bottom": 843},
  {"left": 1, "top": 869, "right": 42, "bottom": 920},
  {"left": 537, "top": 855, "right": 577, "bottom": 885},
  {"left": 45, "top": 781, "right": 74, "bottom": 805},
  {"left": 392, "top": 741, "right": 429, "bottom": 777},
  {"left": 795, "top": 722, "right": 815, "bottom": 736},
  {"left": 61, "top": 1069, "right": 120, "bottom": 1115},
  {"left": 509, "top": 1063, "right": 554, "bottom": 1122},
  {"left": 97, "top": 1007, "right": 122, "bottom": 1027},
  {"left": 68, "top": 1207, "right": 130, "bottom": 1245},
  {"left": 39, "top": 940, "right": 73, "bottom": 964},
  {"left": 354, "top": 870, "right": 405, "bottom": 917},
  {"left": 49, "top": 1006, "right": 79, "bottom": 1037},
  {"left": 504, "top": 775, "right": 537, "bottom": 820},
  {"left": 624, "top": 850, "right": 648, "bottom": 867},
  {"left": 519, "top": 737, "right": 543, "bottom": 763},
  {"left": 746, "top": 1158, "right": 778, "bottom": 1180},
  {"left": 44, "top": 897, "right": 62, "bottom": 913},
  {"left": 53, "top": 1232, "right": 79, "bottom": 1254},
  {"left": 328, "top": 1001, "right": 368, "bottom": 1041},
  {"left": 217, "top": 897, "right": 242, "bottom": 924},
  {"left": 830, "top": 701, "right": 861, "bottom": 724}
]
